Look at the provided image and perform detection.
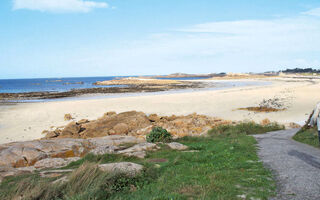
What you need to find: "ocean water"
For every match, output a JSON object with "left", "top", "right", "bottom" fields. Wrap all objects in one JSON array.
[
  {"left": 0, "top": 76, "right": 135, "bottom": 93},
  {"left": 0, "top": 76, "right": 210, "bottom": 93}
]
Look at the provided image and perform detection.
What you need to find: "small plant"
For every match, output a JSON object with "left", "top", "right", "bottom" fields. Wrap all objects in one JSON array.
[{"left": 147, "top": 127, "right": 172, "bottom": 143}]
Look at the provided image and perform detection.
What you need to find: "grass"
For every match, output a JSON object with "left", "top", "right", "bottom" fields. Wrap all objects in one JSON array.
[
  {"left": 0, "top": 122, "right": 284, "bottom": 200},
  {"left": 208, "top": 122, "right": 285, "bottom": 136},
  {"left": 293, "top": 127, "right": 319, "bottom": 148}
]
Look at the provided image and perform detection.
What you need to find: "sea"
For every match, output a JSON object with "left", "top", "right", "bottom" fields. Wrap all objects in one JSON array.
[{"left": 0, "top": 76, "right": 209, "bottom": 94}]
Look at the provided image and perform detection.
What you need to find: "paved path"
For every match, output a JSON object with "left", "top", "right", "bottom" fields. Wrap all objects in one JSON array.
[{"left": 254, "top": 129, "right": 320, "bottom": 200}]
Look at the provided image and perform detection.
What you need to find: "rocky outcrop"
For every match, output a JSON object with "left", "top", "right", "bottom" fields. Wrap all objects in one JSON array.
[
  {"left": 0, "top": 110, "right": 231, "bottom": 182},
  {"left": 44, "top": 111, "right": 230, "bottom": 139},
  {"left": 167, "top": 142, "right": 188, "bottom": 150},
  {"left": 0, "top": 136, "right": 143, "bottom": 168},
  {"left": 60, "top": 122, "right": 81, "bottom": 138},
  {"left": 98, "top": 162, "right": 143, "bottom": 176},
  {"left": 47, "top": 111, "right": 151, "bottom": 139},
  {"left": 34, "top": 157, "right": 80, "bottom": 169},
  {"left": 90, "top": 145, "right": 120, "bottom": 155},
  {"left": 117, "top": 143, "right": 159, "bottom": 158},
  {"left": 0, "top": 166, "right": 36, "bottom": 183},
  {"left": 0, "top": 137, "right": 189, "bottom": 183}
]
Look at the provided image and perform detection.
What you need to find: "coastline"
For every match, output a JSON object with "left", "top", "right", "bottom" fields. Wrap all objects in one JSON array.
[
  {"left": 0, "top": 80, "right": 269, "bottom": 103},
  {"left": 0, "top": 80, "right": 207, "bottom": 102},
  {"left": 0, "top": 77, "right": 319, "bottom": 144}
]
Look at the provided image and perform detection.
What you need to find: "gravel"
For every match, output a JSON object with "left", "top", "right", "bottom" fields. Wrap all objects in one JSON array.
[{"left": 254, "top": 129, "right": 320, "bottom": 200}]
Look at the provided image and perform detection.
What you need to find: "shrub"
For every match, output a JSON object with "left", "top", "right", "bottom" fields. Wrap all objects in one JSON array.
[{"left": 146, "top": 127, "right": 172, "bottom": 143}]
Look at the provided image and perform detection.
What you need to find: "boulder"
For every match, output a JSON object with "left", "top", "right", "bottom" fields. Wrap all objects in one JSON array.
[
  {"left": 77, "top": 119, "right": 89, "bottom": 125},
  {"left": 113, "top": 123, "right": 129, "bottom": 135},
  {"left": 118, "top": 142, "right": 158, "bottom": 158},
  {"left": 122, "top": 151, "right": 146, "bottom": 159},
  {"left": 118, "top": 143, "right": 157, "bottom": 154},
  {"left": 88, "top": 135, "right": 144, "bottom": 147},
  {"left": 76, "top": 111, "right": 151, "bottom": 138},
  {"left": 0, "top": 166, "right": 35, "bottom": 182},
  {"left": 0, "top": 166, "right": 20, "bottom": 178},
  {"left": 104, "top": 111, "right": 117, "bottom": 116},
  {"left": 44, "top": 111, "right": 230, "bottom": 139},
  {"left": 148, "top": 114, "right": 160, "bottom": 122},
  {"left": 0, "top": 136, "right": 144, "bottom": 168},
  {"left": 60, "top": 122, "right": 81, "bottom": 137},
  {"left": 167, "top": 142, "right": 188, "bottom": 150},
  {"left": 44, "top": 129, "right": 60, "bottom": 139},
  {"left": 34, "top": 157, "right": 80, "bottom": 169},
  {"left": 0, "top": 146, "right": 47, "bottom": 167},
  {"left": 90, "top": 145, "right": 119, "bottom": 155},
  {"left": 98, "top": 162, "right": 143, "bottom": 176}
]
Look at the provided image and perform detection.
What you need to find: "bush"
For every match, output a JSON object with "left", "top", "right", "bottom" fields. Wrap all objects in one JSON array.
[{"left": 146, "top": 127, "right": 172, "bottom": 143}]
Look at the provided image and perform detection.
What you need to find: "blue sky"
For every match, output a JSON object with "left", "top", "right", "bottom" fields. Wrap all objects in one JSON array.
[{"left": 1, "top": 0, "right": 320, "bottom": 79}]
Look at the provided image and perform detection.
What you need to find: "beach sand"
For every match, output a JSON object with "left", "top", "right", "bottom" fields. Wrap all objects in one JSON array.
[{"left": 0, "top": 77, "right": 319, "bottom": 144}]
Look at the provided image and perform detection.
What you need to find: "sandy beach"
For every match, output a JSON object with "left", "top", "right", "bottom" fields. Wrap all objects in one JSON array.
[{"left": 0, "top": 77, "right": 319, "bottom": 144}]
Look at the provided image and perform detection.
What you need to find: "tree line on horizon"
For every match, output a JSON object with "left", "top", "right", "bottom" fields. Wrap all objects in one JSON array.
[{"left": 280, "top": 68, "right": 320, "bottom": 74}]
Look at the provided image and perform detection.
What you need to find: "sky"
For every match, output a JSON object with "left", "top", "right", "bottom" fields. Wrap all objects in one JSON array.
[{"left": 1, "top": 0, "right": 320, "bottom": 79}]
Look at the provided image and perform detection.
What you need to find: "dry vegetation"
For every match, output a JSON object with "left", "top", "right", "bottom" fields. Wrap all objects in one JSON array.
[
  {"left": 239, "top": 107, "right": 286, "bottom": 113},
  {"left": 64, "top": 114, "right": 73, "bottom": 121},
  {"left": 239, "top": 97, "right": 287, "bottom": 113}
]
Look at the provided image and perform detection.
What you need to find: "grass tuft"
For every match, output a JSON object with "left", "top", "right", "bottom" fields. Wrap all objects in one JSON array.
[{"left": 293, "top": 127, "right": 319, "bottom": 148}]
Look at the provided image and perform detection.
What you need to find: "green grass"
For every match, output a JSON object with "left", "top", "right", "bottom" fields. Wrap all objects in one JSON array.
[
  {"left": 208, "top": 122, "right": 285, "bottom": 136},
  {"left": 0, "top": 122, "right": 283, "bottom": 200},
  {"left": 293, "top": 127, "right": 319, "bottom": 148}
]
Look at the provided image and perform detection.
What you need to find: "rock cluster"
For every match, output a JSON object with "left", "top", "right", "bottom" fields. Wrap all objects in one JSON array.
[
  {"left": 99, "top": 162, "right": 143, "bottom": 176},
  {"left": 44, "top": 111, "right": 230, "bottom": 139},
  {"left": 0, "top": 111, "right": 229, "bottom": 183},
  {"left": 0, "top": 139, "right": 188, "bottom": 183},
  {"left": 0, "top": 136, "right": 143, "bottom": 168}
]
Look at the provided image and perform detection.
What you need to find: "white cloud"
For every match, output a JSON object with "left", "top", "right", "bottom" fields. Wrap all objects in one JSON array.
[
  {"left": 5, "top": 8, "right": 320, "bottom": 76},
  {"left": 302, "top": 7, "right": 320, "bottom": 17},
  {"left": 88, "top": 16, "right": 320, "bottom": 74},
  {"left": 13, "top": 0, "right": 108, "bottom": 13}
]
